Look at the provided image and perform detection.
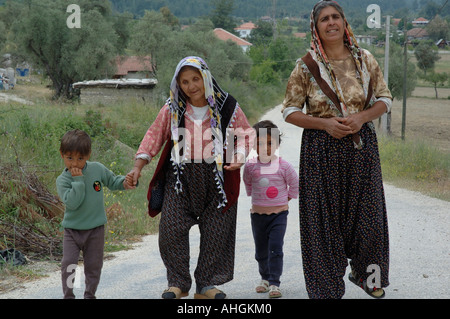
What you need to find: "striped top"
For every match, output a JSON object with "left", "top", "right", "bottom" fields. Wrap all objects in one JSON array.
[{"left": 243, "top": 157, "right": 299, "bottom": 214}]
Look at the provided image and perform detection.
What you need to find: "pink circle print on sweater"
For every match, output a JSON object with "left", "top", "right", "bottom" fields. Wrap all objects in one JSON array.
[{"left": 266, "top": 186, "right": 278, "bottom": 198}]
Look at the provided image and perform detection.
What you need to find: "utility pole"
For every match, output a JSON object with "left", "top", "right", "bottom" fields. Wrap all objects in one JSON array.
[
  {"left": 381, "top": 15, "right": 391, "bottom": 134},
  {"left": 272, "top": 0, "right": 277, "bottom": 40},
  {"left": 401, "top": 16, "right": 408, "bottom": 141}
]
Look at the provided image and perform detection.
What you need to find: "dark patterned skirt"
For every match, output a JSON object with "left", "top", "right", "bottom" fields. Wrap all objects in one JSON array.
[
  {"left": 158, "top": 162, "right": 237, "bottom": 293},
  {"left": 299, "top": 123, "right": 389, "bottom": 299}
]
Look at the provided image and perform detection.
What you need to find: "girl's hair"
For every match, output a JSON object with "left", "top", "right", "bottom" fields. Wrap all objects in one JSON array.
[
  {"left": 60, "top": 129, "right": 91, "bottom": 156},
  {"left": 252, "top": 120, "right": 282, "bottom": 145},
  {"left": 312, "top": 0, "right": 347, "bottom": 28}
]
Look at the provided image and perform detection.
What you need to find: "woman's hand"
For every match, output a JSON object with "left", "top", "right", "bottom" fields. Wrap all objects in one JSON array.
[
  {"left": 323, "top": 117, "right": 353, "bottom": 139},
  {"left": 341, "top": 113, "right": 365, "bottom": 135},
  {"left": 128, "top": 158, "right": 146, "bottom": 187},
  {"left": 224, "top": 153, "right": 245, "bottom": 171},
  {"left": 124, "top": 172, "right": 136, "bottom": 189}
]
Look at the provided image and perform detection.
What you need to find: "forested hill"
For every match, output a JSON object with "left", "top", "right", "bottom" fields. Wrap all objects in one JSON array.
[{"left": 109, "top": 0, "right": 428, "bottom": 20}]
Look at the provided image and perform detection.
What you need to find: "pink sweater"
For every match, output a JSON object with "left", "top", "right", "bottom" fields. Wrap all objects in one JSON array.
[{"left": 243, "top": 157, "right": 299, "bottom": 214}]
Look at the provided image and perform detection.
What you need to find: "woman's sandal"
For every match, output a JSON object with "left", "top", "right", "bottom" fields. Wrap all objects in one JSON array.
[
  {"left": 194, "top": 287, "right": 227, "bottom": 299},
  {"left": 255, "top": 280, "right": 270, "bottom": 293},
  {"left": 268, "top": 285, "right": 282, "bottom": 298},
  {"left": 348, "top": 270, "right": 385, "bottom": 299},
  {"left": 162, "top": 287, "right": 189, "bottom": 299}
]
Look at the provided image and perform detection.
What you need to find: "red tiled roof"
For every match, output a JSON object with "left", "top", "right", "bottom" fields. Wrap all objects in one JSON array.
[
  {"left": 407, "top": 28, "right": 429, "bottom": 38},
  {"left": 293, "top": 32, "right": 307, "bottom": 38},
  {"left": 234, "top": 22, "right": 257, "bottom": 30},
  {"left": 213, "top": 28, "right": 252, "bottom": 46},
  {"left": 115, "top": 56, "right": 152, "bottom": 76}
]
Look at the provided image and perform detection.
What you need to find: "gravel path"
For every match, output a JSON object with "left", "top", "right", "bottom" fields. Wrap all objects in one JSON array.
[{"left": 2, "top": 105, "right": 449, "bottom": 299}]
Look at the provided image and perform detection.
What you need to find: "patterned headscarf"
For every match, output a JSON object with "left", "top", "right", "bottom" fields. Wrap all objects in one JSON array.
[
  {"left": 168, "top": 56, "right": 232, "bottom": 208},
  {"left": 310, "top": 0, "right": 370, "bottom": 117}
]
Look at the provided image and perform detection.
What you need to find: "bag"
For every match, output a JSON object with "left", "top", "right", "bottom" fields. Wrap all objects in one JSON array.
[
  {"left": 149, "top": 179, "right": 165, "bottom": 211},
  {"left": 147, "top": 140, "right": 172, "bottom": 217}
]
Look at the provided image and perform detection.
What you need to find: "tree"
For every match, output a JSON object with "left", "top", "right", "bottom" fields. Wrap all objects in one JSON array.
[
  {"left": 160, "top": 6, "right": 180, "bottom": 29},
  {"left": 424, "top": 72, "right": 448, "bottom": 99},
  {"left": 12, "top": 0, "right": 119, "bottom": 99},
  {"left": 249, "top": 20, "right": 273, "bottom": 45},
  {"left": 426, "top": 15, "right": 449, "bottom": 42},
  {"left": 129, "top": 10, "right": 172, "bottom": 77},
  {"left": 129, "top": 10, "right": 251, "bottom": 102},
  {"left": 210, "top": 0, "right": 235, "bottom": 32},
  {"left": 414, "top": 41, "right": 440, "bottom": 75},
  {"left": 388, "top": 43, "right": 417, "bottom": 99}
]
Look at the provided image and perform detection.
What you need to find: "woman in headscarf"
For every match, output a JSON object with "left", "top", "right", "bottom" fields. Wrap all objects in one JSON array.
[
  {"left": 128, "top": 56, "right": 253, "bottom": 299},
  {"left": 282, "top": 0, "right": 391, "bottom": 298}
]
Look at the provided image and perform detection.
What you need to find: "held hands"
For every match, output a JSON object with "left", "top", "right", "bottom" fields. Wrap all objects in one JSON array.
[
  {"left": 125, "top": 167, "right": 142, "bottom": 188},
  {"left": 224, "top": 153, "right": 245, "bottom": 171},
  {"left": 123, "top": 171, "right": 136, "bottom": 190}
]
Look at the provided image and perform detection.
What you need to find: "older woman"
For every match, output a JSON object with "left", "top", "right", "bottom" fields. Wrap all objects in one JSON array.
[
  {"left": 283, "top": 0, "right": 391, "bottom": 298},
  {"left": 128, "top": 56, "right": 253, "bottom": 299}
]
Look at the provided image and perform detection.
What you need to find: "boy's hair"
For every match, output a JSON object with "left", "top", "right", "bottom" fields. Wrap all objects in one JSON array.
[
  {"left": 60, "top": 129, "right": 91, "bottom": 156},
  {"left": 252, "top": 120, "right": 282, "bottom": 145}
]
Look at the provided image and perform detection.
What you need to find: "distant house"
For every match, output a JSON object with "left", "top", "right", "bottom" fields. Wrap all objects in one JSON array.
[
  {"left": 355, "top": 34, "right": 377, "bottom": 46},
  {"left": 293, "top": 32, "right": 307, "bottom": 39},
  {"left": 392, "top": 18, "right": 401, "bottom": 26},
  {"left": 73, "top": 78, "right": 157, "bottom": 104},
  {"left": 436, "top": 39, "right": 449, "bottom": 49},
  {"left": 407, "top": 28, "right": 429, "bottom": 41},
  {"left": 213, "top": 28, "right": 253, "bottom": 52},
  {"left": 113, "top": 56, "right": 153, "bottom": 79},
  {"left": 412, "top": 17, "right": 429, "bottom": 27},
  {"left": 234, "top": 22, "right": 257, "bottom": 38}
]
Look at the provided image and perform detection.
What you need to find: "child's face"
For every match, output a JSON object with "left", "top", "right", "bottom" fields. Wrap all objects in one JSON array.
[
  {"left": 256, "top": 134, "right": 278, "bottom": 161},
  {"left": 61, "top": 151, "right": 90, "bottom": 171}
]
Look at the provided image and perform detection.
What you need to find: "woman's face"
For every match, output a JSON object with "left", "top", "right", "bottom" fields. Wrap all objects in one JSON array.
[
  {"left": 316, "top": 6, "right": 345, "bottom": 46},
  {"left": 178, "top": 67, "right": 207, "bottom": 106}
]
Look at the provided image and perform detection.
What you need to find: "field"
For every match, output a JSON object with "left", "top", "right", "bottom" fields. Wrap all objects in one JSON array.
[
  {"left": 376, "top": 87, "right": 450, "bottom": 201},
  {"left": 389, "top": 91, "right": 450, "bottom": 153}
]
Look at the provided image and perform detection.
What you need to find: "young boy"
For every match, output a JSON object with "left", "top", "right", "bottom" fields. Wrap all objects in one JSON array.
[
  {"left": 243, "top": 120, "right": 298, "bottom": 298},
  {"left": 56, "top": 129, "right": 134, "bottom": 299}
]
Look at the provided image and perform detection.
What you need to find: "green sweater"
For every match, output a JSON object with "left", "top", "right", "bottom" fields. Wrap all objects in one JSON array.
[{"left": 56, "top": 161, "right": 125, "bottom": 230}]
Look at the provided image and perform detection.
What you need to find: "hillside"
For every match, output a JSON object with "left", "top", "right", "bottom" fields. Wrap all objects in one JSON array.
[{"left": 109, "top": 0, "right": 420, "bottom": 20}]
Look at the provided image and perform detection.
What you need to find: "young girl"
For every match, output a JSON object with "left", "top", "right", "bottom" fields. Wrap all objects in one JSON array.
[{"left": 243, "top": 120, "right": 299, "bottom": 298}]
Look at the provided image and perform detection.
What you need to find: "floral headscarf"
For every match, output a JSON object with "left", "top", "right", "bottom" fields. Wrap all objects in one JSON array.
[
  {"left": 310, "top": 0, "right": 371, "bottom": 117},
  {"left": 168, "top": 56, "right": 232, "bottom": 209}
]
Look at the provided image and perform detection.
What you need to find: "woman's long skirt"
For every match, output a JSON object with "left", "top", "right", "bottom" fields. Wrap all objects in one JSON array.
[
  {"left": 159, "top": 162, "right": 237, "bottom": 294},
  {"left": 299, "top": 123, "right": 389, "bottom": 299}
]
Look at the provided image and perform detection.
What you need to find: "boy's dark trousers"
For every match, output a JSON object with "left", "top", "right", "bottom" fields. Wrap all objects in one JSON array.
[
  {"left": 251, "top": 210, "right": 288, "bottom": 287},
  {"left": 61, "top": 225, "right": 105, "bottom": 299}
]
